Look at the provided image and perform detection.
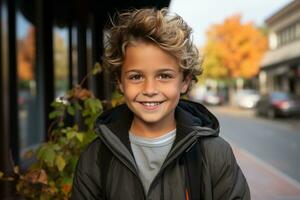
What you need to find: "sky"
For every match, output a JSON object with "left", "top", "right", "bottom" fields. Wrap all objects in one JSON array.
[{"left": 169, "top": 0, "right": 293, "bottom": 47}]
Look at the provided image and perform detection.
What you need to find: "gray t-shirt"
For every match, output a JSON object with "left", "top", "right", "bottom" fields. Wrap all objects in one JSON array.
[{"left": 129, "top": 129, "right": 176, "bottom": 194}]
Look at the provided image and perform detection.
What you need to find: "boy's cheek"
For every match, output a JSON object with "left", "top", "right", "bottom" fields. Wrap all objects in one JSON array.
[{"left": 122, "top": 88, "right": 139, "bottom": 99}]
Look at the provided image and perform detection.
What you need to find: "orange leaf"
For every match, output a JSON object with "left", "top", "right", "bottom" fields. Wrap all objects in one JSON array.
[{"left": 62, "top": 184, "right": 72, "bottom": 195}]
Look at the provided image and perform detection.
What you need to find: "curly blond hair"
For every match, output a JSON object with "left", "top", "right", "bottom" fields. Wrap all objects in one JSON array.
[{"left": 103, "top": 8, "right": 202, "bottom": 83}]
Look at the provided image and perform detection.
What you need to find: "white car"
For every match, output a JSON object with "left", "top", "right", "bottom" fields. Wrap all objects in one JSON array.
[
  {"left": 203, "top": 91, "right": 224, "bottom": 106},
  {"left": 234, "top": 89, "right": 260, "bottom": 109}
]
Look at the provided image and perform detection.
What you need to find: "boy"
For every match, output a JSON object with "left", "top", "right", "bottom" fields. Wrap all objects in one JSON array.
[{"left": 71, "top": 8, "right": 250, "bottom": 200}]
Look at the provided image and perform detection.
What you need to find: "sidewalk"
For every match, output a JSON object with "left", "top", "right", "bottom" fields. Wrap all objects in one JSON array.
[
  {"left": 232, "top": 142, "right": 300, "bottom": 200},
  {"left": 208, "top": 105, "right": 300, "bottom": 199}
]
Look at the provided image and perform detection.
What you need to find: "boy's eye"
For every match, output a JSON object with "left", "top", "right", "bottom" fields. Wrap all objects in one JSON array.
[
  {"left": 128, "top": 74, "right": 143, "bottom": 81},
  {"left": 157, "top": 73, "right": 173, "bottom": 80}
]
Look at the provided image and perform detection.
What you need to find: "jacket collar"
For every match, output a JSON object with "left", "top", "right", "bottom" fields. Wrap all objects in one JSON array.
[{"left": 95, "top": 99, "right": 219, "bottom": 151}]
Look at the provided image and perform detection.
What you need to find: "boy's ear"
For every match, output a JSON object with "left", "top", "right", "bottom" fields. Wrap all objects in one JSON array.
[
  {"left": 181, "top": 75, "right": 192, "bottom": 94},
  {"left": 118, "top": 80, "right": 124, "bottom": 93}
]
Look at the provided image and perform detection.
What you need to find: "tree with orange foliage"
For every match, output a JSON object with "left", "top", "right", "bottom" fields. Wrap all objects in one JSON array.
[
  {"left": 202, "top": 14, "right": 267, "bottom": 81},
  {"left": 18, "top": 26, "right": 36, "bottom": 81}
]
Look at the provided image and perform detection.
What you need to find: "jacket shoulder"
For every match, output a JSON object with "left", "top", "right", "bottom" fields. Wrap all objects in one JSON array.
[
  {"left": 202, "top": 136, "right": 230, "bottom": 149},
  {"left": 201, "top": 136, "right": 250, "bottom": 199},
  {"left": 202, "top": 136, "right": 233, "bottom": 164},
  {"left": 78, "top": 138, "right": 102, "bottom": 168},
  {"left": 71, "top": 138, "right": 104, "bottom": 199},
  {"left": 71, "top": 138, "right": 107, "bottom": 200},
  {"left": 201, "top": 136, "right": 236, "bottom": 177}
]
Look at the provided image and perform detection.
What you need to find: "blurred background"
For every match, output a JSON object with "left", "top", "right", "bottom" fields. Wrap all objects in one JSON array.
[{"left": 1, "top": 0, "right": 299, "bottom": 199}]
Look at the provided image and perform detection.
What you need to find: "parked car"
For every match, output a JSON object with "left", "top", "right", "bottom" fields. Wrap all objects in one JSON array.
[
  {"left": 188, "top": 85, "right": 206, "bottom": 103},
  {"left": 234, "top": 89, "right": 260, "bottom": 109},
  {"left": 203, "top": 91, "right": 225, "bottom": 106},
  {"left": 256, "top": 91, "right": 300, "bottom": 118}
]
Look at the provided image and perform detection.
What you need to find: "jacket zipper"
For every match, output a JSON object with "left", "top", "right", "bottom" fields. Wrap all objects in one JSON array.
[{"left": 146, "top": 133, "right": 200, "bottom": 197}]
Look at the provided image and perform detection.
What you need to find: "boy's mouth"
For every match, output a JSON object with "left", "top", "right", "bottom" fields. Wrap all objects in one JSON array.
[{"left": 138, "top": 101, "right": 165, "bottom": 107}]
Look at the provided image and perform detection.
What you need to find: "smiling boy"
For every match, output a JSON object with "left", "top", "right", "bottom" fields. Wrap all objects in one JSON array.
[
  {"left": 71, "top": 8, "right": 250, "bottom": 200},
  {"left": 120, "top": 42, "right": 190, "bottom": 138}
]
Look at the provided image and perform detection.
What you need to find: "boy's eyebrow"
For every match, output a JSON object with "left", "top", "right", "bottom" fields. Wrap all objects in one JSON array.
[
  {"left": 124, "top": 68, "right": 178, "bottom": 74},
  {"left": 124, "top": 69, "right": 142, "bottom": 74},
  {"left": 156, "top": 68, "right": 177, "bottom": 73}
]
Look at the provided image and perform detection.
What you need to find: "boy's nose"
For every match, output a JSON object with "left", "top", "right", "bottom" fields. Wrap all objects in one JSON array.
[{"left": 142, "top": 79, "right": 158, "bottom": 96}]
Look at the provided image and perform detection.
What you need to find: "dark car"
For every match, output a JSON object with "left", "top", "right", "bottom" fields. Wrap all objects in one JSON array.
[{"left": 256, "top": 91, "right": 300, "bottom": 118}]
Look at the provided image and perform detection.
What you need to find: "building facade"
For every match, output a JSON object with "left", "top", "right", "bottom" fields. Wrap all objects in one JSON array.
[{"left": 260, "top": 0, "right": 300, "bottom": 96}]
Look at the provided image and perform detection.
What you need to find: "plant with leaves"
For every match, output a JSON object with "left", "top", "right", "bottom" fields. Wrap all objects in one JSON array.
[{"left": 0, "top": 63, "right": 103, "bottom": 199}]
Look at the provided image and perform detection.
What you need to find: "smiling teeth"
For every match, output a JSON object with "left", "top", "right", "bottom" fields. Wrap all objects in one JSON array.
[{"left": 142, "top": 102, "right": 161, "bottom": 106}]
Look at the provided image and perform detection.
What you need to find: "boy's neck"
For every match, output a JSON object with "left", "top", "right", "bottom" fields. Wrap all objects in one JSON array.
[{"left": 130, "top": 117, "right": 176, "bottom": 138}]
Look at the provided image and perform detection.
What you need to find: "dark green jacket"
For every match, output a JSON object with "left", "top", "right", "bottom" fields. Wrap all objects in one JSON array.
[{"left": 71, "top": 100, "right": 250, "bottom": 200}]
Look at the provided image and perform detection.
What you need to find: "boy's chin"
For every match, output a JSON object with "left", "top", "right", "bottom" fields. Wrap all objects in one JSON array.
[
  {"left": 133, "top": 112, "right": 174, "bottom": 125},
  {"left": 135, "top": 116, "right": 162, "bottom": 124}
]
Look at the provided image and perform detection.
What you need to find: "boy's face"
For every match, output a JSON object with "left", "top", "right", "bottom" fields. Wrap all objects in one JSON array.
[{"left": 119, "top": 42, "right": 190, "bottom": 130}]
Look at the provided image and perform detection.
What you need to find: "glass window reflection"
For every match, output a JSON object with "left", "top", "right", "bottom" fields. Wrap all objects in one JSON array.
[
  {"left": 53, "top": 27, "right": 69, "bottom": 98},
  {"left": 16, "top": 10, "right": 43, "bottom": 158}
]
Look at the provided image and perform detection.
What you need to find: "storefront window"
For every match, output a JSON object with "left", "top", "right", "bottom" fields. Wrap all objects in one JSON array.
[
  {"left": 16, "top": 9, "right": 42, "bottom": 157},
  {"left": 53, "top": 27, "right": 69, "bottom": 98}
]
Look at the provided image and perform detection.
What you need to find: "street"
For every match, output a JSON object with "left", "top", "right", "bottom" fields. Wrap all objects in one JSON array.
[{"left": 208, "top": 105, "right": 300, "bottom": 200}]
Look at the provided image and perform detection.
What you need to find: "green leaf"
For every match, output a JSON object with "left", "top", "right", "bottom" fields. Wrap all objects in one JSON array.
[
  {"left": 58, "top": 137, "right": 67, "bottom": 145},
  {"left": 67, "top": 105, "right": 75, "bottom": 116},
  {"left": 51, "top": 101, "right": 63, "bottom": 108},
  {"left": 74, "top": 102, "right": 82, "bottom": 110},
  {"left": 84, "top": 98, "right": 102, "bottom": 115},
  {"left": 76, "top": 133, "right": 84, "bottom": 142},
  {"left": 55, "top": 155, "right": 66, "bottom": 172},
  {"left": 36, "top": 145, "right": 47, "bottom": 160},
  {"left": 73, "top": 124, "right": 79, "bottom": 131},
  {"left": 69, "top": 157, "right": 79, "bottom": 172},
  {"left": 66, "top": 131, "right": 76, "bottom": 140},
  {"left": 49, "top": 110, "right": 63, "bottom": 119},
  {"left": 84, "top": 118, "right": 92, "bottom": 126},
  {"left": 82, "top": 109, "right": 89, "bottom": 117},
  {"left": 43, "top": 148, "right": 56, "bottom": 167},
  {"left": 52, "top": 144, "right": 61, "bottom": 151},
  {"left": 92, "top": 62, "right": 102, "bottom": 75}
]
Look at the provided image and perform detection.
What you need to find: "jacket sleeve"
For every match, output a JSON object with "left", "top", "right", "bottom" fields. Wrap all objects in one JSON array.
[
  {"left": 71, "top": 139, "right": 104, "bottom": 200},
  {"left": 208, "top": 137, "right": 251, "bottom": 200}
]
